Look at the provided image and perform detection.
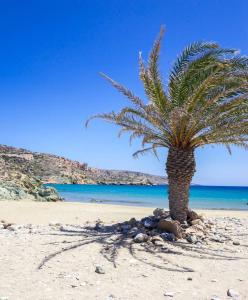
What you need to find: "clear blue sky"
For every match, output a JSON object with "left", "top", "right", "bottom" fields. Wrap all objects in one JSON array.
[{"left": 0, "top": 0, "right": 248, "bottom": 186}]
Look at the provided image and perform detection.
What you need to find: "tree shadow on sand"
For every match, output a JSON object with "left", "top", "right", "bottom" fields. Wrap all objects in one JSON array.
[{"left": 37, "top": 221, "right": 247, "bottom": 273}]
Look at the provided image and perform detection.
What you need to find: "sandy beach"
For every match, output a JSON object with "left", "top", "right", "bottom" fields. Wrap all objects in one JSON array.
[
  {"left": 1, "top": 201, "right": 247, "bottom": 224},
  {"left": 0, "top": 201, "right": 248, "bottom": 300}
]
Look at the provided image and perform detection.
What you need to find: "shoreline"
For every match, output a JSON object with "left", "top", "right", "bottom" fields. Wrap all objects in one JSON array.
[{"left": 66, "top": 199, "right": 248, "bottom": 211}]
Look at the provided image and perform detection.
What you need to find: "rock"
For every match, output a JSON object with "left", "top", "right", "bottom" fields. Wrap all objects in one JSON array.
[
  {"left": 160, "top": 232, "right": 176, "bottom": 242},
  {"left": 0, "top": 224, "right": 4, "bottom": 230},
  {"left": 181, "top": 221, "right": 189, "bottom": 229},
  {"left": 185, "top": 226, "right": 205, "bottom": 238},
  {"left": 211, "top": 279, "right": 218, "bottom": 282},
  {"left": 211, "top": 297, "right": 221, "bottom": 300},
  {"left": 154, "top": 240, "right": 164, "bottom": 246},
  {"left": 49, "top": 222, "right": 61, "bottom": 227},
  {"left": 36, "top": 186, "right": 61, "bottom": 202},
  {"left": 59, "top": 225, "right": 67, "bottom": 232},
  {"left": 153, "top": 208, "right": 169, "bottom": 218},
  {"left": 128, "top": 227, "right": 139, "bottom": 237},
  {"left": 141, "top": 217, "right": 157, "bottom": 229},
  {"left": 187, "top": 277, "right": 193, "bottom": 281},
  {"left": 186, "top": 235, "right": 198, "bottom": 244},
  {"left": 95, "top": 266, "right": 105, "bottom": 274},
  {"left": 151, "top": 236, "right": 164, "bottom": 246},
  {"left": 128, "top": 218, "right": 137, "bottom": 227},
  {"left": 94, "top": 221, "right": 104, "bottom": 231},
  {"left": 164, "top": 291, "right": 174, "bottom": 297},
  {"left": 187, "top": 210, "right": 200, "bottom": 222},
  {"left": 233, "top": 241, "right": 240, "bottom": 246},
  {"left": 3, "top": 223, "right": 12, "bottom": 229},
  {"left": 151, "top": 235, "right": 163, "bottom": 242},
  {"left": 192, "top": 224, "right": 205, "bottom": 232},
  {"left": 121, "top": 224, "right": 131, "bottom": 233},
  {"left": 227, "top": 288, "right": 239, "bottom": 297},
  {"left": 191, "top": 219, "right": 203, "bottom": 226},
  {"left": 133, "top": 233, "right": 149, "bottom": 243},
  {"left": 211, "top": 235, "right": 224, "bottom": 243},
  {"left": 158, "top": 219, "right": 182, "bottom": 239},
  {"left": 7, "top": 225, "right": 20, "bottom": 231},
  {"left": 106, "top": 295, "right": 116, "bottom": 300},
  {"left": 0, "top": 173, "right": 62, "bottom": 202}
]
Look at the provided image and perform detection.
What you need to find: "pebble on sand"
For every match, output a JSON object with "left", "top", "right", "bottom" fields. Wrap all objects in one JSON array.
[
  {"left": 233, "top": 241, "right": 240, "bottom": 246},
  {"left": 95, "top": 266, "right": 105, "bottom": 274},
  {"left": 227, "top": 288, "right": 239, "bottom": 297},
  {"left": 164, "top": 291, "right": 174, "bottom": 297}
]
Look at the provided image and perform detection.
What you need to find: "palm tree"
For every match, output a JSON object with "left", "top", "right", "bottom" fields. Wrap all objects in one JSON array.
[{"left": 87, "top": 27, "right": 248, "bottom": 223}]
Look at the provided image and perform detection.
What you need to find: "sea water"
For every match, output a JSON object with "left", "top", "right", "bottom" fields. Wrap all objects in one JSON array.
[{"left": 47, "top": 184, "right": 248, "bottom": 210}]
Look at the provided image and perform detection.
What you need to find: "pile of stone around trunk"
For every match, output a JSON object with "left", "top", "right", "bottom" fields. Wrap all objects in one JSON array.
[
  {"left": 95, "top": 208, "right": 211, "bottom": 245},
  {"left": 0, "top": 172, "right": 62, "bottom": 202}
]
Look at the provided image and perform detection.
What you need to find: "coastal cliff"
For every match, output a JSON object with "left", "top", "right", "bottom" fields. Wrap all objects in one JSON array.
[{"left": 0, "top": 145, "right": 167, "bottom": 201}]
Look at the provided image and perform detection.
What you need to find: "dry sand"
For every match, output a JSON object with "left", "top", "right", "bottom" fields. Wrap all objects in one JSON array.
[{"left": 0, "top": 201, "right": 247, "bottom": 300}]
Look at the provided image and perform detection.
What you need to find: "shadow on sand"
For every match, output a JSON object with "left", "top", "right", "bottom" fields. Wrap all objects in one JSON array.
[{"left": 37, "top": 222, "right": 247, "bottom": 273}]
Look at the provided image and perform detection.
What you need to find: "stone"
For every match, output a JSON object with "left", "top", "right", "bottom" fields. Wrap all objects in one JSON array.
[
  {"left": 164, "top": 291, "right": 174, "bottom": 297},
  {"left": 153, "top": 208, "right": 169, "bottom": 218},
  {"left": 49, "top": 222, "right": 61, "bottom": 226},
  {"left": 36, "top": 186, "right": 62, "bottom": 202},
  {"left": 106, "top": 295, "right": 116, "bottom": 300},
  {"left": 3, "top": 223, "right": 12, "bottom": 229},
  {"left": 151, "top": 236, "right": 164, "bottom": 246},
  {"left": 128, "top": 227, "right": 139, "bottom": 237},
  {"left": 133, "top": 233, "right": 149, "bottom": 243},
  {"left": 160, "top": 232, "right": 176, "bottom": 242},
  {"left": 154, "top": 240, "right": 164, "bottom": 246},
  {"left": 181, "top": 221, "right": 189, "bottom": 229},
  {"left": 185, "top": 226, "right": 205, "bottom": 238},
  {"left": 233, "top": 241, "right": 240, "bottom": 246},
  {"left": 0, "top": 224, "right": 4, "bottom": 230},
  {"left": 94, "top": 221, "right": 104, "bottom": 231},
  {"left": 191, "top": 219, "right": 203, "bottom": 226},
  {"left": 187, "top": 210, "right": 200, "bottom": 222},
  {"left": 158, "top": 219, "right": 182, "bottom": 239},
  {"left": 187, "top": 277, "right": 193, "bottom": 281},
  {"left": 192, "top": 224, "right": 205, "bottom": 232},
  {"left": 95, "top": 266, "right": 105, "bottom": 274},
  {"left": 121, "top": 224, "right": 131, "bottom": 233},
  {"left": 211, "top": 297, "right": 221, "bottom": 300},
  {"left": 141, "top": 217, "right": 157, "bottom": 229},
  {"left": 128, "top": 218, "right": 137, "bottom": 227},
  {"left": 7, "top": 225, "right": 19, "bottom": 231},
  {"left": 211, "top": 235, "right": 224, "bottom": 243},
  {"left": 151, "top": 235, "right": 164, "bottom": 243},
  {"left": 186, "top": 235, "right": 198, "bottom": 244},
  {"left": 227, "top": 288, "right": 239, "bottom": 297},
  {"left": 59, "top": 225, "right": 67, "bottom": 232}
]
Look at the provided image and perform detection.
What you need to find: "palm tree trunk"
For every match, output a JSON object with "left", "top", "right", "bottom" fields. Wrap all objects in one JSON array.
[{"left": 166, "top": 147, "right": 196, "bottom": 223}]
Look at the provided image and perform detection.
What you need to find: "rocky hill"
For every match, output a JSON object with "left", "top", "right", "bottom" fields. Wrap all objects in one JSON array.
[{"left": 0, "top": 145, "right": 167, "bottom": 186}]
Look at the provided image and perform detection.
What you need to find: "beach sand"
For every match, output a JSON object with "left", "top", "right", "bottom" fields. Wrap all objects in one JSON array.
[{"left": 0, "top": 201, "right": 247, "bottom": 300}]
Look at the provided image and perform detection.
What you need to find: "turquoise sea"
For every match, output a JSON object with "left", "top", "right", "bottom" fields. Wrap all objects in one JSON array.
[{"left": 47, "top": 184, "right": 248, "bottom": 210}]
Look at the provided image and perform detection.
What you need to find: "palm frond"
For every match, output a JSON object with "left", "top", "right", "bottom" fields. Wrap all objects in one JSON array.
[{"left": 88, "top": 28, "right": 248, "bottom": 158}]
